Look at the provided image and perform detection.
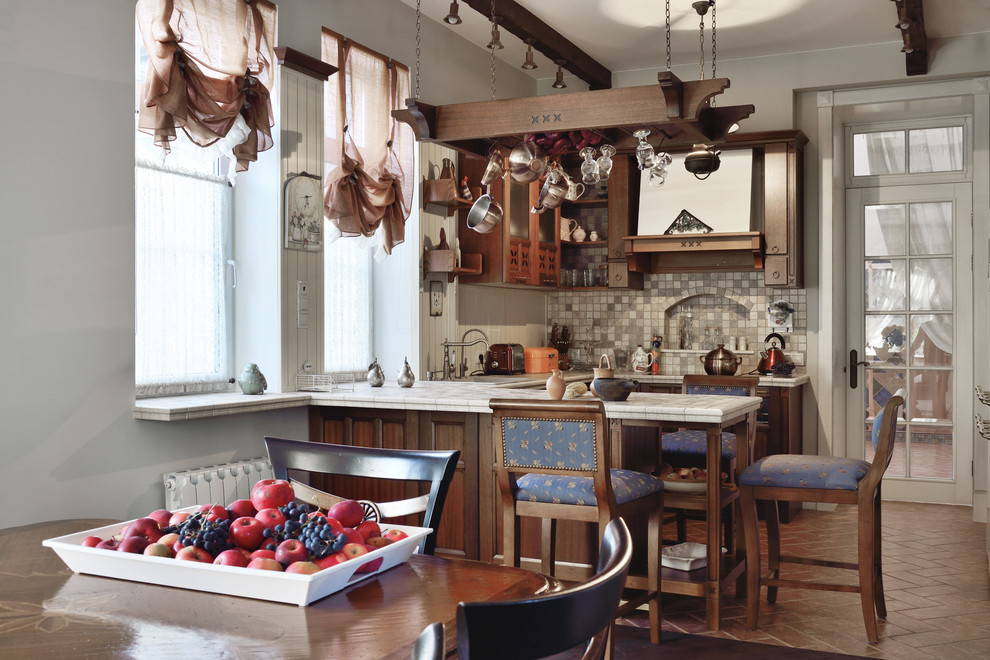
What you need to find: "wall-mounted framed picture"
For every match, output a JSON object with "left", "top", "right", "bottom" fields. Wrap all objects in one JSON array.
[{"left": 284, "top": 172, "right": 324, "bottom": 251}]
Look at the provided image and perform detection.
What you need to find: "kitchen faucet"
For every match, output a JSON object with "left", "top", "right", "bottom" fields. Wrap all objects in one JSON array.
[{"left": 442, "top": 330, "right": 489, "bottom": 379}]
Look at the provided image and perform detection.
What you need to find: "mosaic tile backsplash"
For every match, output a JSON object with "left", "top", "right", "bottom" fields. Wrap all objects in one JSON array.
[{"left": 547, "top": 270, "right": 807, "bottom": 376}]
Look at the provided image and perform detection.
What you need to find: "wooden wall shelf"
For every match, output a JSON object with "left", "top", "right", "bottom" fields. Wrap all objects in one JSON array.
[
  {"left": 624, "top": 232, "right": 764, "bottom": 274},
  {"left": 424, "top": 249, "right": 483, "bottom": 282}
]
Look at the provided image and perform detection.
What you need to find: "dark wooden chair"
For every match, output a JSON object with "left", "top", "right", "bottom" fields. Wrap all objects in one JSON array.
[
  {"left": 414, "top": 517, "right": 634, "bottom": 660},
  {"left": 489, "top": 398, "right": 661, "bottom": 647},
  {"left": 263, "top": 436, "right": 459, "bottom": 555},
  {"left": 739, "top": 391, "right": 905, "bottom": 642}
]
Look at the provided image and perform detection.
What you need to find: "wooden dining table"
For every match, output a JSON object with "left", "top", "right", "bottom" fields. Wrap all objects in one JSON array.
[{"left": 2, "top": 519, "right": 556, "bottom": 659}]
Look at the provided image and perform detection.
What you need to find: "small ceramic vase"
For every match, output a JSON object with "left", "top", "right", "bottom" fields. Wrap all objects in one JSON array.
[
  {"left": 397, "top": 357, "right": 416, "bottom": 388},
  {"left": 238, "top": 363, "right": 267, "bottom": 395},
  {"left": 589, "top": 230, "right": 599, "bottom": 241},
  {"left": 546, "top": 369, "right": 566, "bottom": 400},
  {"left": 571, "top": 225, "right": 587, "bottom": 242},
  {"left": 367, "top": 358, "right": 385, "bottom": 387}
]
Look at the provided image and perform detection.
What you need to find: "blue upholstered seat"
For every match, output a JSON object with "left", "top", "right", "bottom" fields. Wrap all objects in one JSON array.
[
  {"left": 516, "top": 469, "right": 664, "bottom": 506},
  {"left": 739, "top": 455, "right": 871, "bottom": 490},
  {"left": 661, "top": 430, "right": 737, "bottom": 458}
]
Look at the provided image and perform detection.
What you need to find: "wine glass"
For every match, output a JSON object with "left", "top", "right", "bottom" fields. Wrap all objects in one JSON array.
[
  {"left": 595, "top": 144, "right": 616, "bottom": 181},
  {"left": 648, "top": 152, "right": 672, "bottom": 187},
  {"left": 580, "top": 147, "right": 600, "bottom": 184},
  {"left": 633, "top": 129, "right": 655, "bottom": 171}
]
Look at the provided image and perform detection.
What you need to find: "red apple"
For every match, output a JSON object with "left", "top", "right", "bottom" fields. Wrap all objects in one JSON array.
[
  {"left": 366, "top": 536, "right": 393, "bottom": 549},
  {"left": 81, "top": 535, "right": 102, "bottom": 548},
  {"left": 158, "top": 532, "right": 179, "bottom": 547},
  {"left": 250, "top": 548, "right": 277, "bottom": 561},
  {"left": 198, "top": 503, "right": 230, "bottom": 522},
  {"left": 383, "top": 529, "right": 409, "bottom": 542},
  {"left": 95, "top": 538, "right": 121, "bottom": 551},
  {"left": 233, "top": 547, "right": 252, "bottom": 561},
  {"left": 144, "top": 542, "right": 174, "bottom": 558},
  {"left": 172, "top": 539, "right": 185, "bottom": 554},
  {"left": 250, "top": 479, "right": 294, "bottom": 512},
  {"left": 315, "top": 554, "right": 344, "bottom": 570},
  {"left": 118, "top": 536, "right": 151, "bottom": 554},
  {"left": 147, "top": 509, "right": 173, "bottom": 528},
  {"left": 255, "top": 508, "right": 287, "bottom": 529},
  {"left": 285, "top": 560, "right": 321, "bottom": 575},
  {"left": 214, "top": 549, "right": 250, "bottom": 567},
  {"left": 247, "top": 557, "right": 284, "bottom": 571},
  {"left": 275, "top": 539, "right": 309, "bottom": 566},
  {"left": 123, "top": 517, "right": 163, "bottom": 543},
  {"left": 227, "top": 498, "right": 257, "bottom": 520},
  {"left": 339, "top": 542, "right": 369, "bottom": 561},
  {"left": 356, "top": 520, "right": 382, "bottom": 542},
  {"left": 175, "top": 546, "right": 213, "bottom": 563},
  {"left": 338, "top": 528, "right": 364, "bottom": 547},
  {"left": 229, "top": 516, "right": 266, "bottom": 550},
  {"left": 168, "top": 511, "right": 191, "bottom": 526},
  {"left": 356, "top": 547, "right": 384, "bottom": 573},
  {"left": 322, "top": 516, "right": 345, "bottom": 535},
  {"left": 328, "top": 500, "right": 364, "bottom": 528}
]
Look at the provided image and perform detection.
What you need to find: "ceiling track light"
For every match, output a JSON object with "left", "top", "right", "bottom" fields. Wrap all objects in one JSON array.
[
  {"left": 487, "top": 16, "right": 504, "bottom": 51},
  {"left": 443, "top": 1, "right": 462, "bottom": 25},
  {"left": 552, "top": 60, "right": 567, "bottom": 89},
  {"left": 521, "top": 38, "right": 537, "bottom": 70}
]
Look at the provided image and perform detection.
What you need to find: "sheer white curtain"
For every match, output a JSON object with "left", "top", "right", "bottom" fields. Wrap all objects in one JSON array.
[{"left": 135, "top": 140, "right": 231, "bottom": 396}]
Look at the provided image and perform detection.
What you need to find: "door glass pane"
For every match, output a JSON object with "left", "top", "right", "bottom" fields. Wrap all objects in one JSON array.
[
  {"left": 910, "top": 258, "right": 952, "bottom": 310},
  {"left": 864, "top": 420, "right": 906, "bottom": 478},
  {"left": 909, "top": 202, "right": 952, "bottom": 255},
  {"left": 864, "top": 204, "right": 906, "bottom": 256},
  {"left": 908, "top": 126, "right": 963, "bottom": 173},
  {"left": 537, "top": 208, "right": 555, "bottom": 243},
  {"left": 865, "top": 260, "right": 906, "bottom": 311},
  {"left": 507, "top": 178, "right": 530, "bottom": 239},
  {"left": 910, "top": 370, "right": 952, "bottom": 423},
  {"left": 865, "top": 314, "right": 905, "bottom": 366},
  {"left": 909, "top": 425, "right": 953, "bottom": 478},
  {"left": 863, "top": 368, "right": 906, "bottom": 476},
  {"left": 910, "top": 314, "right": 952, "bottom": 367},
  {"left": 853, "top": 131, "right": 905, "bottom": 176}
]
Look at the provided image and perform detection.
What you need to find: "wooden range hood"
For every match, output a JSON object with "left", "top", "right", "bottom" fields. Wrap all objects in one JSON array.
[{"left": 391, "top": 72, "right": 754, "bottom": 158}]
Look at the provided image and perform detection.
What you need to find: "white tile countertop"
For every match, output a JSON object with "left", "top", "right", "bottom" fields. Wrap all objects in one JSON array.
[{"left": 133, "top": 375, "right": 778, "bottom": 423}]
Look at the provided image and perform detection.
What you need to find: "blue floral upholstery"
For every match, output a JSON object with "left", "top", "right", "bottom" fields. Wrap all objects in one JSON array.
[
  {"left": 516, "top": 469, "right": 664, "bottom": 505},
  {"left": 739, "top": 455, "right": 871, "bottom": 490},
  {"left": 871, "top": 408, "right": 886, "bottom": 450},
  {"left": 501, "top": 418, "right": 598, "bottom": 470},
  {"left": 662, "top": 430, "right": 737, "bottom": 458}
]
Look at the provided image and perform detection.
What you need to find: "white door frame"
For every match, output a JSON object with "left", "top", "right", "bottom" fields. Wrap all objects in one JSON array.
[{"left": 815, "top": 77, "right": 990, "bottom": 520}]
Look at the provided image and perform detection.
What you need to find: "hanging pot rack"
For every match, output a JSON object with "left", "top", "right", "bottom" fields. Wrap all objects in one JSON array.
[{"left": 392, "top": 71, "right": 753, "bottom": 158}]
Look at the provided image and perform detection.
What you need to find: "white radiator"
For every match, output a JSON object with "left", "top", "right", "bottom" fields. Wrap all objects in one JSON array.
[{"left": 163, "top": 458, "right": 273, "bottom": 510}]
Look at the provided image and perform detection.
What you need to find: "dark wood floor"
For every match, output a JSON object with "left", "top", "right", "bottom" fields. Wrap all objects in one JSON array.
[{"left": 620, "top": 501, "right": 990, "bottom": 658}]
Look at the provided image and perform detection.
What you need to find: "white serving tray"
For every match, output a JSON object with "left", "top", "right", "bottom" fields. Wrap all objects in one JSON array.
[
  {"left": 661, "top": 542, "right": 726, "bottom": 571},
  {"left": 42, "top": 507, "right": 430, "bottom": 607}
]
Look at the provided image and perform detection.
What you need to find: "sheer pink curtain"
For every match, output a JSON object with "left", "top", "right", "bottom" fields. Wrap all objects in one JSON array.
[
  {"left": 321, "top": 28, "right": 413, "bottom": 255},
  {"left": 136, "top": 0, "right": 276, "bottom": 172}
]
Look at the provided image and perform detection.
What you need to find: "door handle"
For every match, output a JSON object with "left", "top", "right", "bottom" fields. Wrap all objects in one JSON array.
[{"left": 849, "top": 349, "right": 870, "bottom": 389}]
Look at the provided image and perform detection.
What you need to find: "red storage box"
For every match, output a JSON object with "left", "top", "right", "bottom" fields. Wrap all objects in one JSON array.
[{"left": 524, "top": 347, "right": 559, "bottom": 374}]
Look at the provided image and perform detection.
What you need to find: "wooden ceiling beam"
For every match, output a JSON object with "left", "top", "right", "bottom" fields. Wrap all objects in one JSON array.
[
  {"left": 461, "top": 0, "right": 612, "bottom": 90},
  {"left": 893, "top": 0, "right": 928, "bottom": 76}
]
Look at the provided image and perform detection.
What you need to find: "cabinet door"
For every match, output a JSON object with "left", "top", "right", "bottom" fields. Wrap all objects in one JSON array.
[
  {"left": 606, "top": 155, "right": 644, "bottom": 289},
  {"left": 763, "top": 142, "right": 803, "bottom": 287},
  {"left": 504, "top": 177, "right": 533, "bottom": 284},
  {"left": 418, "top": 411, "right": 478, "bottom": 560}
]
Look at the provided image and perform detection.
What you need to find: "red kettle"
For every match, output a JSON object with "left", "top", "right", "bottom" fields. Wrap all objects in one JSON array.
[{"left": 757, "top": 333, "right": 787, "bottom": 374}]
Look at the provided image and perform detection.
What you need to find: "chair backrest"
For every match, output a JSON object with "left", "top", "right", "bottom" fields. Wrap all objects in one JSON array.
[
  {"left": 454, "top": 517, "right": 633, "bottom": 660},
  {"left": 682, "top": 374, "right": 759, "bottom": 397},
  {"left": 263, "top": 437, "right": 459, "bottom": 555},
  {"left": 862, "top": 391, "right": 905, "bottom": 491},
  {"left": 488, "top": 398, "right": 614, "bottom": 511}
]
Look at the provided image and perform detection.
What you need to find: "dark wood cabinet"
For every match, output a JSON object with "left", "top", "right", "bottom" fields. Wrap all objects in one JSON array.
[
  {"left": 760, "top": 135, "right": 805, "bottom": 287},
  {"left": 310, "top": 407, "right": 479, "bottom": 559}
]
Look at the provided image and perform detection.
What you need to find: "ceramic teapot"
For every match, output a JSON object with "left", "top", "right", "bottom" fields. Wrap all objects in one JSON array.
[
  {"left": 571, "top": 225, "right": 587, "bottom": 242},
  {"left": 561, "top": 218, "right": 578, "bottom": 241},
  {"left": 237, "top": 363, "right": 267, "bottom": 395}
]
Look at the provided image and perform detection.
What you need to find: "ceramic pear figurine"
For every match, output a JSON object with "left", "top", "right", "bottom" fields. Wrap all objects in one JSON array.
[
  {"left": 397, "top": 357, "right": 416, "bottom": 388},
  {"left": 367, "top": 358, "right": 385, "bottom": 387},
  {"left": 238, "top": 363, "right": 267, "bottom": 395}
]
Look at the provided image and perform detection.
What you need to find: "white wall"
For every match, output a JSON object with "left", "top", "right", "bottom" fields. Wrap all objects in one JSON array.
[{"left": 0, "top": 0, "right": 533, "bottom": 529}]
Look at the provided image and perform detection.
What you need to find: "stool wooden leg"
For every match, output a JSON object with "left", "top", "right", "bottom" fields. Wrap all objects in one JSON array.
[
  {"left": 648, "top": 507, "right": 661, "bottom": 644},
  {"left": 739, "top": 486, "right": 761, "bottom": 630},
  {"left": 503, "top": 506, "right": 520, "bottom": 568},
  {"left": 763, "top": 499, "right": 781, "bottom": 605},
  {"left": 858, "top": 496, "right": 879, "bottom": 643},
  {"left": 873, "top": 491, "right": 887, "bottom": 620},
  {"left": 541, "top": 518, "right": 557, "bottom": 577}
]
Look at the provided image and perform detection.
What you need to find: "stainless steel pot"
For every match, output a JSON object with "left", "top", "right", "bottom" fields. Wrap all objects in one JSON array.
[
  {"left": 508, "top": 141, "right": 547, "bottom": 183},
  {"left": 700, "top": 344, "right": 741, "bottom": 375},
  {"left": 466, "top": 194, "right": 503, "bottom": 233}
]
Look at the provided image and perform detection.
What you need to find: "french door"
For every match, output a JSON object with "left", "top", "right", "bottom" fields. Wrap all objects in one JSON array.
[{"left": 845, "top": 183, "right": 973, "bottom": 504}]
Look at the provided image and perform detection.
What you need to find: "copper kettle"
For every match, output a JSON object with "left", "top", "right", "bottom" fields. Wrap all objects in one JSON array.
[{"left": 757, "top": 333, "right": 787, "bottom": 374}]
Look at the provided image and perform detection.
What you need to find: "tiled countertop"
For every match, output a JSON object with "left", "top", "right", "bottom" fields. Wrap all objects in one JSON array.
[{"left": 132, "top": 370, "right": 797, "bottom": 422}]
